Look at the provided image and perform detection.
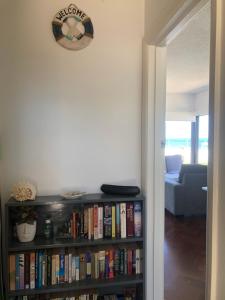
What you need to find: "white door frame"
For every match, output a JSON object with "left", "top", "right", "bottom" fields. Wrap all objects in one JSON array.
[{"left": 142, "top": 0, "right": 222, "bottom": 299}]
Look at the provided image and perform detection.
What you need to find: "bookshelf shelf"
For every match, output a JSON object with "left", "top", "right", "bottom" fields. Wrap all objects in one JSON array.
[
  {"left": 9, "top": 237, "right": 144, "bottom": 252},
  {"left": 5, "top": 194, "right": 145, "bottom": 300},
  {"left": 8, "top": 275, "right": 143, "bottom": 297}
]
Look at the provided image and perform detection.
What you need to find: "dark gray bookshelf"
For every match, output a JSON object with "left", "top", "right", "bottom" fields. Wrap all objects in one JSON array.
[{"left": 5, "top": 194, "right": 145, "bottom": 300}]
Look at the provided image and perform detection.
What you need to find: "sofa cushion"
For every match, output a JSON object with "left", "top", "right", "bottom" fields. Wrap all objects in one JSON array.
[
  {"left": 178, "top": 164, "right": 207, "bottom": 183},
  {"left": 165, "top": 155, "right": 183, "bottom": 174}
]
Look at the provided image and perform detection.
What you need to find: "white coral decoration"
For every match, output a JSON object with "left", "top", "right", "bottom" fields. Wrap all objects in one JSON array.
[{"left": 11, "top": 182, "right": 37, "bottom": 202}]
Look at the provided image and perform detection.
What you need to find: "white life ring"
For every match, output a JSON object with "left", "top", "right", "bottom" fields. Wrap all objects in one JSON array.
[{"left": 52, "top": 4, "right": 94, "bottom": 51}]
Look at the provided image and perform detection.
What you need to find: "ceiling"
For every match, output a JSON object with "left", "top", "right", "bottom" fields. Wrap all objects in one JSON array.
[{"left": 167, "top": 3, "right": 210, "bottom": 94}]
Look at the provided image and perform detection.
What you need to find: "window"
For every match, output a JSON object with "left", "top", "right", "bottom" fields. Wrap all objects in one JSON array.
[
  {"left": 165, "top": 121, "right": 192, "bottom": 163},
  {"left": 198, "top": 115, "right": 209, "bottom": 165}
]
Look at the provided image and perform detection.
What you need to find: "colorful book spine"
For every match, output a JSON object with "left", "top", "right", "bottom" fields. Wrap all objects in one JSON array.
[
  {"left": 19, "top": 253, "right": 25, "bottom": 290},
  {"left": 109, "top": 250, "right": 114, "bottom": 279},
  {"left": 99, "top": 251, "right": 105, "bottom": 279},
  {"left": 116, "top": 203, "right": 121, "bottom": 238},
  {"left": 111, "top": 205, "right": 116, "bottom": 238},
  {"left": 134, "top": 202, "right": 142, "bottom": 237},
  {"left": 79, "top": 253, "right": 86, "bottom": 280},
  {"left": 104, "top": 205, "right": 112, "bottom": 238},
  {"left": 93, "top": 205, "right": 99, "bottom": 240},
  {"left": 30, "top": 253, "right": 35, "bottom": 289},
  {"left": 86, "top": 252, "right": 92, "bottom": 279},
  {"left": 75, "top": 256, "right": 80, "bottom": 281},
  {"left": 98, "top": 206, "right": 103, "bottom": 239},
  {"left": 24, "top": 253, "right": 30, "bottom": 289},
  {"left": 51, "top": 255, "right": 56, "bottom": 285},
  {"left": 120, "top": 203, "right": 127, "bottom": 238},
  {"left": 126, "top": 203, "right": 134, "bottom": 237},
  {"left": 59, "top": 253, "right": 65, "bottom": 284}
]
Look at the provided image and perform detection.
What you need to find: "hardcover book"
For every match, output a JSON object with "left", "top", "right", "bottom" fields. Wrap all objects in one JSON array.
[
  {"left": 126, "top": 203, "right": 134, "bottom": 237},
  {"left": 104, "top": 205, "right": 112, "bottom": 238},
  {"left": 134, "top": 202, "right": 142, "bottom": 237},
  {"left": 120, "top": 203, "right": 127, "bottom": 238}
]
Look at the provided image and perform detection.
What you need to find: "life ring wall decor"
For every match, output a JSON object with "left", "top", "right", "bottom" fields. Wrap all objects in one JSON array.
[{"left": 52, "top": 4, "right": 94, "bottom": 51}]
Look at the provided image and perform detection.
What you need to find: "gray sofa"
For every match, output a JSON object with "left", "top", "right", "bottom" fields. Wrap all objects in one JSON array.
[{"left": 165, "top": 164, "right": 207, "bottom": 216}]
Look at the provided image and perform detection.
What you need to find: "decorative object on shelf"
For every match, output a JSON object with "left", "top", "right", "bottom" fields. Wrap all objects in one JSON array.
[
  {"left": 52, "top": 3, "right": 94, "bottom": 51},
  {"left": 101, "top": 184, "right": 141, "bottom": 196},
  {"left": 43, "top": 217, "right": 53, "bottom": 240},
  {"left": 11, "top": 181, "right": 37, "bottom": 202},
  {"left": 61, "top": 191, "right": 86, "bottom": 200},
  {"left": 12, "top": 206, "right": 38, "bottom": 243}
]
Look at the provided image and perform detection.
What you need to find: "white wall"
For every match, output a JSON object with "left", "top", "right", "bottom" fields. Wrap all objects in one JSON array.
[
  {"left": 0, "top": 0, "right": 144, "bottom": 201},
  {"left": 166, "top": 89, "right": 209, "bottom": 121},
  {"left": 194, "top": 88, "right": 209, "bottom": 115},
  {"left": 166, "top": 93, "right": 196, "bottom": 120}
]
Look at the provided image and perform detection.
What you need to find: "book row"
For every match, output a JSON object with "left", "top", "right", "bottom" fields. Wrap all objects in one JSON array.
[
  {"left": 11, "top": 291, "right": 136, "bottom": 300},
  {"left": 61, "top": 202, "right": 142, "bottom": 240},
  {"left": 9, "top": 248, "right": 143, "bottom": 291}
]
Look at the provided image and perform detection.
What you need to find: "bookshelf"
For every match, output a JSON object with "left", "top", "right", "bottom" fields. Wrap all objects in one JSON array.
[{"left": 5, "top": 194, "right": 145, "bottom": 300}]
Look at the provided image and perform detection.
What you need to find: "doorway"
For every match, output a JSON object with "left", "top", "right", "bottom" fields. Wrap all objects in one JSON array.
[{"left": 164, "top": 5, "right": 210, "bottom": 299}]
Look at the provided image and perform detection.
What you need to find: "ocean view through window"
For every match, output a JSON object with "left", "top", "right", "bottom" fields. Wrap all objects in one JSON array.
[{"left": 165, "top": 121, "right": 191, "bottom": 163}]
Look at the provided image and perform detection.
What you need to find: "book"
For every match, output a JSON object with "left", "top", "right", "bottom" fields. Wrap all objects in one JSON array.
[
  {"left": 24, "top": 253, "right": 30, "bottom": 289},
  {"left": 59, "top": 252, "right": 65, "bottom": 283},
  {"left": 134, "top": 202, "right": 142, "bottom": 237},
  {"left": 109, "top": 250, "right": 114, "bottom": 279},
  {"left": 30, "top": 253, "right": 35, "bottom": 289},
  {"left": 47, "top": 254, "right": 51, "bottom": 286},
  {"left": 65, "top": 254, "right": 69, "bottom": 283},
  {"left": 38, "top": 251, "right": 43, "bottom": 288},
  {"left": 120, "top": 249, "right": 124, "bottom": 275},
  {"left": 19, "top": 253, "right": 25, "bottom": 290},
  {"left": 80, "top": 253, "right": 86, "bottom": 280},
  {"left": 98, "top": 206, "right": 103, "bottom": 239},
  {"left": 120, "top": 203, "right": 127, "bottom": 238},
  {"left": 116, "top": 203, "right": 121, "bottom": 238},
  {"left": 86, "top": 252, "right": 92, "bottom": 279},
  {"left": 42, "top": 252, "right": 47, "bottom": 287},
  {"left": 104, "top": 205, "right": 112, "bottom": 238},
  {"left": 88, "top": 207, "right": 94, "bottom": 240},
  {"left": 136, "top": 249, "right": 141, "bottom": 274},
  {"left": 51, "top": 255, "right": 56, "bottom": 285},
  {"left": 114, "top": 249, "right": 120, "bottom": 276},
  {"left": 126, "top": 203, "right": 134, "bottom": 237},
  {"left": 127, "top": 249, "right": 133, "bottom": 275},
  {"left": 9, "top": 255, "right": 16, "bottom": 291},
  {"left": 93, "top": 205, "right": 99, "bottom": 240},
  {"left": 94, "top": 252, "right": 99, "bottom": 279},
  {"left": 99, "top": 251, "right": 105, "bottom": 279},
  {"left": 112, "top": 205, "right": 116, "bottom": 238},
  {"left": 75, "top": 256, "right": 80, "bottom": 281},
  {"left": 105, "top": 251, "right": 110, "bottom": 279},
  {"left": 68, "top": 253, "right": 72, "bottom": 284},
  {"left": 84, "top": 207, "right": 89, "bottom": 239}
]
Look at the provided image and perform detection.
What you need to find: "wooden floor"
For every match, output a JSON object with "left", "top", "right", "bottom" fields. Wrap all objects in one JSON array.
[{"left": 164, "top": 211, "right": 206, "bottom": 300}]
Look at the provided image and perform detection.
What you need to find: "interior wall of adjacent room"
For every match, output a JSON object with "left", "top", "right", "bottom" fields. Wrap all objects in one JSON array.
[
  {"left": 166, "top": 92, "right": 196, "bottom": 121},
  {"left": 194, "top": 88, "right": 209, "bottom": 115},
  {"left": 0, "top": 0, "right": 144, "bottom": 200}
]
